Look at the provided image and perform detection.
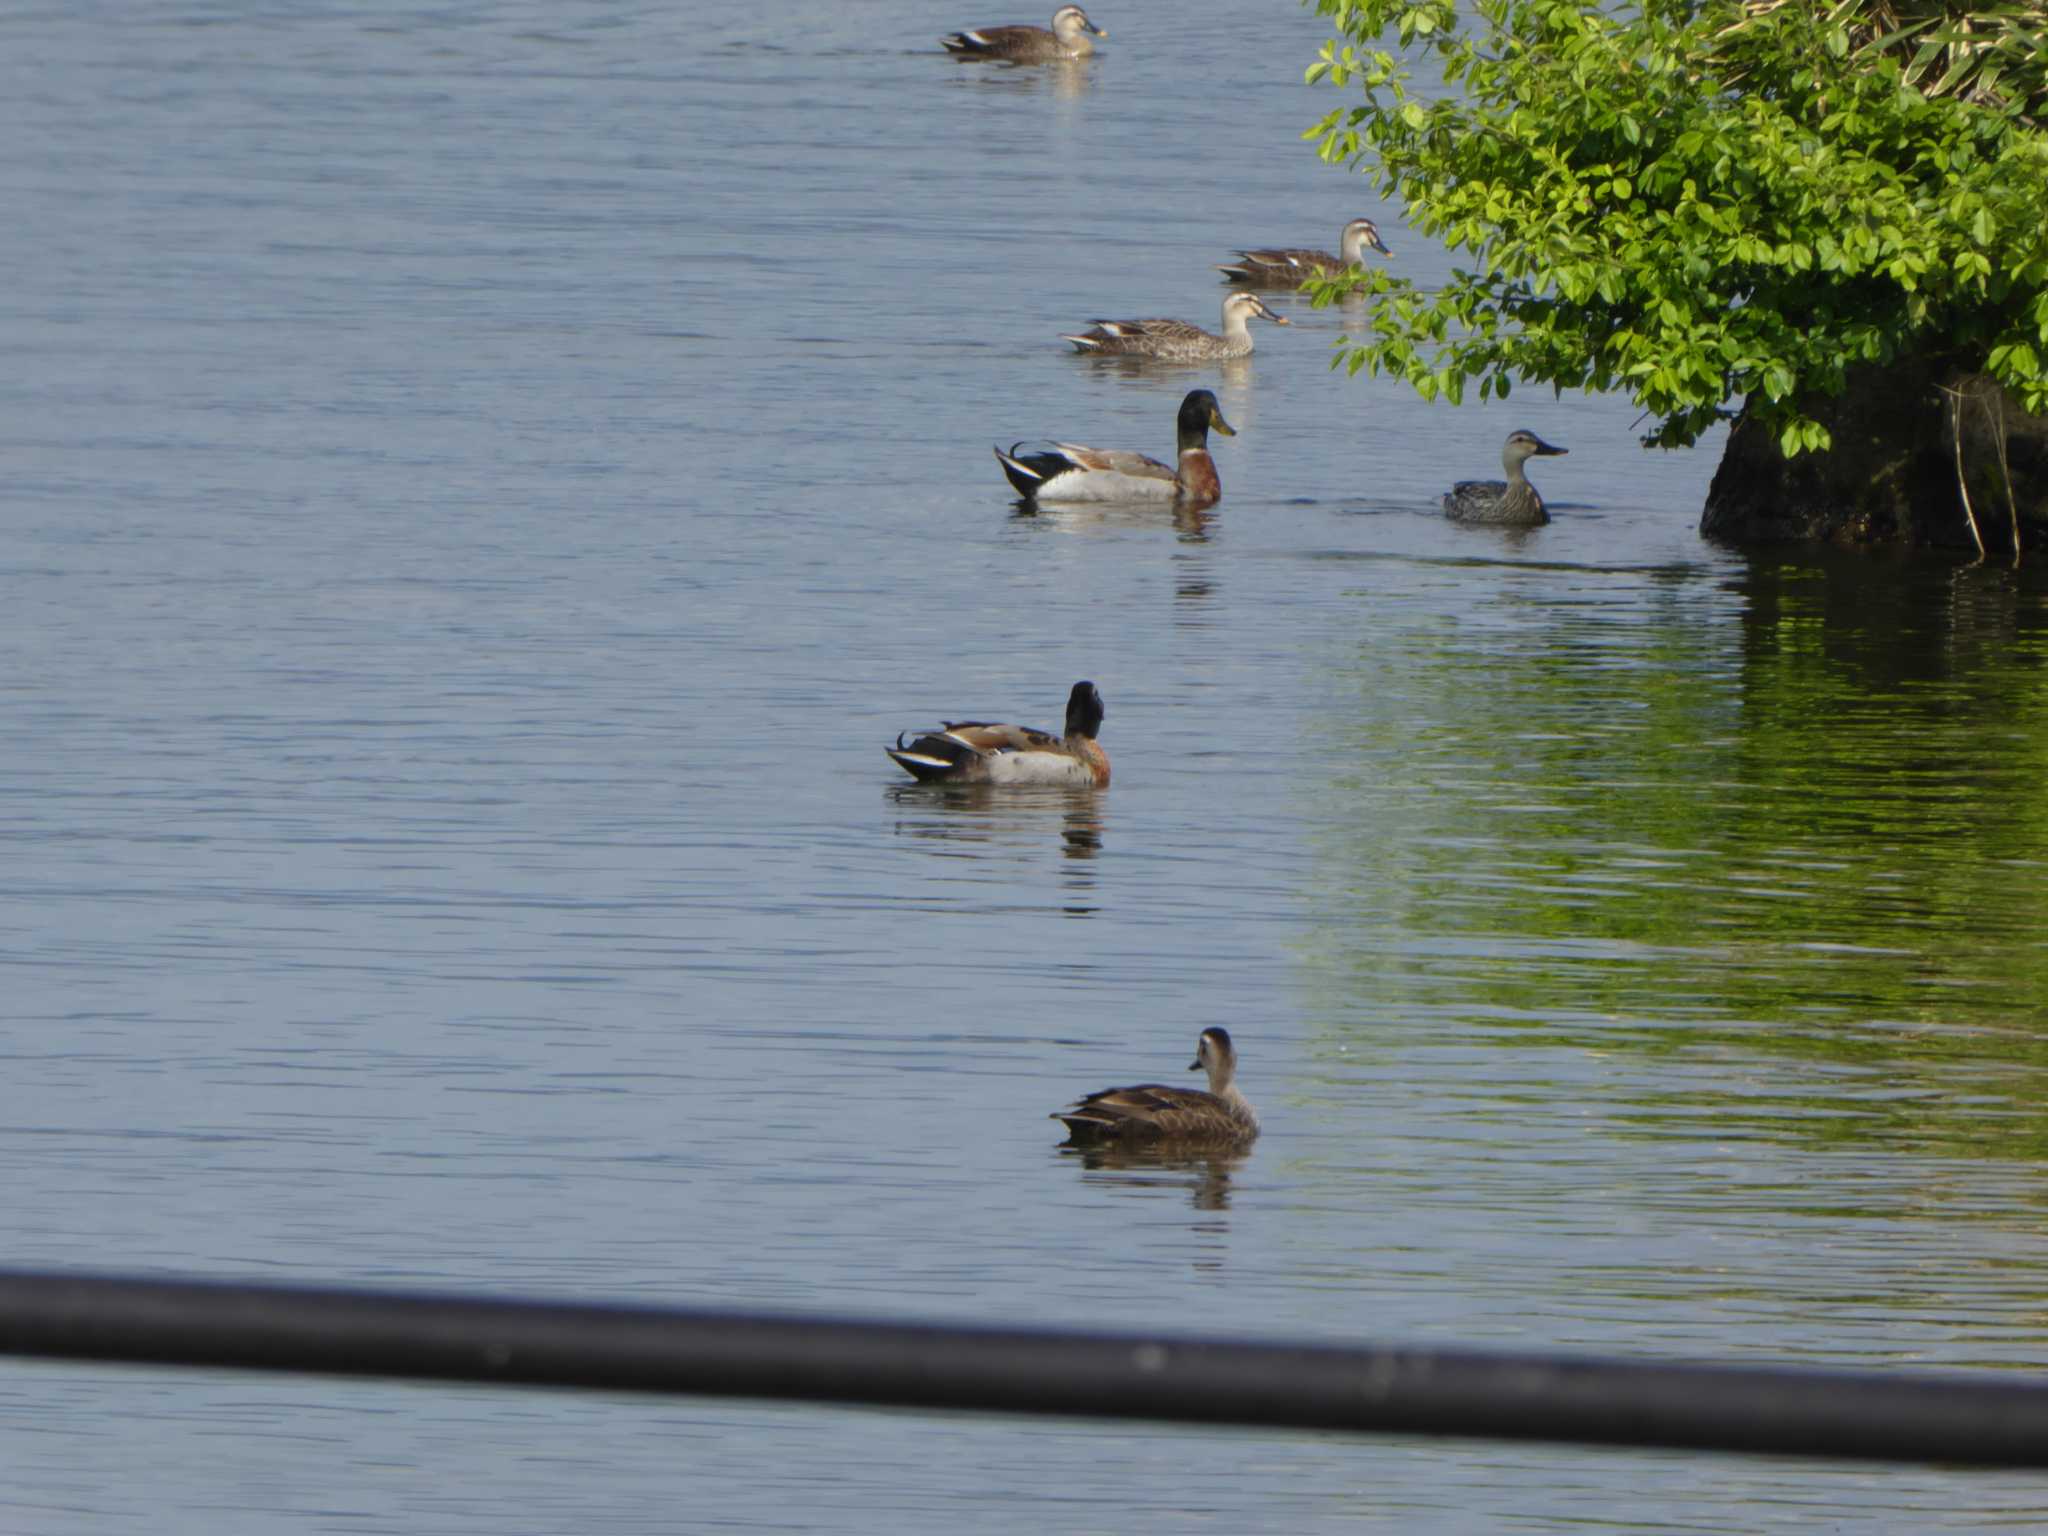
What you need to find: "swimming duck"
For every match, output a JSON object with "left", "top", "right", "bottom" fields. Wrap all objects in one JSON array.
[
  {"left": 942, "top": 5, "right": 1105, "bottom": 61},
  {"left": 1062, "top": 292, "right": 1288, "bottom": 362},
  {"left": 995, "top": 388, "right": 1235, "bottom": 505},
  {"left": 1442, "top": 430, "right": 1569, "bottom": 526},
  {"left": 1216, "top": 218, "right": 1394, "bottom": 287},
  {"left": 888, "top": 680, "right": 1110, "bottom": 787},
  {"left": 1053, "top": 1028, "right": 1259, "bottom": 1147}
]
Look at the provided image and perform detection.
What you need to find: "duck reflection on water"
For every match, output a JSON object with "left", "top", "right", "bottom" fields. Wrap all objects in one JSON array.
[
  {"left": 1064, "top": 1141, "right": 1245, "bottom": 1212},
  {"left": 886, "top": 781, "right": 1104, "bottom": 907}
]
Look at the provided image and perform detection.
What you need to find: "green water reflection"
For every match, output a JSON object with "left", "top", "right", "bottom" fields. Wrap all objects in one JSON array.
[{"left": 1302, "top": 552, "right": 2048, "bottom": 1157}]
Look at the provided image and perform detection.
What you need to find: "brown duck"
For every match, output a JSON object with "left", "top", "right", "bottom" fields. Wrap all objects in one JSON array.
[
  {"left": 942, "top": 5, "right": 1106, "bottom": 62},
  {"left": 1216, "top": 218, "right": 1393, "bottom": 287},
  {"left": 1053, "top": 1028, "right": 1259, "bottom": 1147}
]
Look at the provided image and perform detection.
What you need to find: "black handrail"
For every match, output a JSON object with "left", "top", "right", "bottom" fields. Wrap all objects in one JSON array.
[{"left": 2, "top": 1269, "right": 2042, "bottom": 1466}]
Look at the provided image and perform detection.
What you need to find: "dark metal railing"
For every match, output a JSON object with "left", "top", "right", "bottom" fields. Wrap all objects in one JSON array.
[{"left": 2, "top": 1269, "right": 2042, "bottom": 1466}]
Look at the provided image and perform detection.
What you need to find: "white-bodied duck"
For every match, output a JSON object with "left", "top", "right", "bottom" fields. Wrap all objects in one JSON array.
[
  {"left": 888, "top": 680, "right": 1110, "bottom": 787},
  {"left": 995, "top": 388, "right": 1235, "bottom": 506}
]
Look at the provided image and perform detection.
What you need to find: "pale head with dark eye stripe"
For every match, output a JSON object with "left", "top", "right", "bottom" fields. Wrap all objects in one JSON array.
[
  {"left": 1222, "top": 291, "right": 1290, "bottom": 336},
  {"left": 1340, "top": 218, "right": 1393, "bottom": 260},
  {"left": 1050, "top": 5, "right": 1106, "bottom": 44}
]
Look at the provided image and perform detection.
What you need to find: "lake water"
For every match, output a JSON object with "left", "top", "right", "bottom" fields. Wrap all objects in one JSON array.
[{"left": 6, "top": 1, "right": 2048, "bottom": 1531}]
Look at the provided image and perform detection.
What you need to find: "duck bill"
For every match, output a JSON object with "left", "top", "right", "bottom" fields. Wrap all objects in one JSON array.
[
  {"left": 1533, "top": 439, "right": 1568, "bottom": 456},
  {"left": 1188, "top": 1055, "right": 1202, "bottom": 1070},
  {"left": 1208, "top": 407, "right": 1236, "bottom": 437}
]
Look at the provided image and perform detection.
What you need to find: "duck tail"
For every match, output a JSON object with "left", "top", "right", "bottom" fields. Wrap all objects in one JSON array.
[
  {"left": 994, "top": 443, "right": 1045, "bottom": 498},
  {"left": 1051, "top": 1109, "right": 1116, "bottom": 1143},
  {"left": 887, "top": 731, "right": 981, "bottom": 782}
]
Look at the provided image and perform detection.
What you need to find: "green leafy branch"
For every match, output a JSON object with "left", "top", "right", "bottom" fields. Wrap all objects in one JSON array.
[{"left": 1303, "top": 0, "right": 2048, "bottom": 454}]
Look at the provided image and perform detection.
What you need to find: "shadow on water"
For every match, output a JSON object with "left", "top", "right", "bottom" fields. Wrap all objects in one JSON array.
[
  {"left": 1057, "top": 1142, "right": 1247, "bottom": 1213},
  {"left": 1063, "top": 352, "right": 1257, "bottom": 392},
  {"left": 885, "top": 784, "right": 1104, "bottom": 911},
  {"left": 1296, "top": 547, "right": 2048, "bottom": 1158},
  {"left": 1010, "top": 499, "right": 1215, "bottom": 544},
  {"left": 942, "top": 56, "right": 1095, "bottom": 100}
]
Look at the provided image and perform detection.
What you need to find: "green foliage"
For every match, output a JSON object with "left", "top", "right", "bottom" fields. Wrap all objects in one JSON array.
[{"left": 1304, "top": 0, "right": 2048, "bottom": 452}]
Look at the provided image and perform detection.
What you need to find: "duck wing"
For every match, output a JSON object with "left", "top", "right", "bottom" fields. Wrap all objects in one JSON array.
[
  {"left": 1099, "top": 317, "right": 1207, "bottom": 342},
  {"left": 941, "top": 23, "right": 1051, "bottom": 55},
  {"left": 940, "top": 721, "right": 1060, "bottom": 752},
  {"left": 1056, "top": 1083, "right": 1236, "bottom": 1141},
  {"left": 1243, "top": 247, "right": 1334, "bottom": 272},
  {"left": 1218, "top": 247, "right": 1339, "bottom": 284},
  {"left": 1045, "top": 443, "right": 1176, "bottom": 483},
  {"left": 1063, "top": 316, "right": 1216, "bottom": 354}
]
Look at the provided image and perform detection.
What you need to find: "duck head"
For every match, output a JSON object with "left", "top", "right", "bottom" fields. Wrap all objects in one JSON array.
[
  {"left": 1176, "top": 389, "right": 1236, "bottom": 448},
  {"left": 1342, "top": 218, "right": 1393, "bottom": 259},
  {"left": 1191, "top": 1026, "right": 1238, "bottom": 1088},
  {"left": 1503, "top": 429, "right": 1567, "bottom": 470},
  {"left": 1052, "top": 5, "right": 1106, "bottom": 41},
  {"left": 1064, "top": 680, "right": 1105, "bottom": 740}
]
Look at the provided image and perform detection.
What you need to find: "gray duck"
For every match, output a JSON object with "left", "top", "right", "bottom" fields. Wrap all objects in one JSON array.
[{"left": 1443, "top": 430, "right": 1569, "bottom": 525}]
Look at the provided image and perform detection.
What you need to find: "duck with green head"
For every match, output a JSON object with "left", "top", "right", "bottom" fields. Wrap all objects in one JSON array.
[{"left": 995, "top": 389, "right": 1236, "bottom": 505}]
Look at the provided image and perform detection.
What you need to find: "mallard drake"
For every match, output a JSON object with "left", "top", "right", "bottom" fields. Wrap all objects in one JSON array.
[
  {"left": 1216, "top": 218, "right": 1394, "bottom": 287},
  {"left": 1062, "top": 292, "right": 1288, "bottom": 362},
  {"left": 994, "top": 388, "right": 1235, "bottom": 505},
  {"left": 942, "top": 5, "right": 1105, "bottom": 61},
  {"left": 888, "top": 680, "right": 1109, "bottom": 787},
  {"left": 1053, "top": 1028, "right": 1259, "bottom": 1147},
  {"left": 1442, "top": 430, "right": 1569, "bottom": 526}
]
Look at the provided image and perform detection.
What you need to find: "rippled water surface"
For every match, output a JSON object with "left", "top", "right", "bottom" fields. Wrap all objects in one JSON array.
[{"left": 7, "top": 2, "right": 2048, "bottom": 1531}]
